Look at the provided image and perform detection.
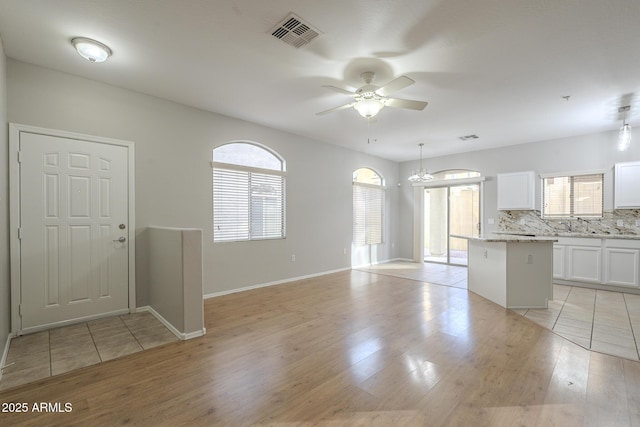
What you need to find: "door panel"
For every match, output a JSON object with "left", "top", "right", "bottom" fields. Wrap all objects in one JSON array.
[
  {"left": 449, "top": 184, "right": 479, "bottom": 265},
  {"left": 424, "top": 184, "right": 479, "bottom": 265},
  {"left": 424, "top": 187, "right": 448, "bottom": 263},
  {"left": 20, "top": 132, "right": 129, "bottom": 330},
  {"left": 44, "top": 225, "right": 60, "bottom": 306}
]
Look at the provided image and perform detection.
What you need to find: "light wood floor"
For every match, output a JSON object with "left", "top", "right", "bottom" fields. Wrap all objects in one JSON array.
[
  {"left": 1, "top": 269, "right": 640, "bottom": 426},
  {"left": 359, "top": 261, "right": 640, "bottom": 360}
]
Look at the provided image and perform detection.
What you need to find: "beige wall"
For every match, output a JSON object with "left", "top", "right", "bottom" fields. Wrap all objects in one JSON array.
[
  {"left": 148, "top": 227, "right": 204, "bottom": 337},
  {"left": 0, "top": 34, "right": 9, "bottom": 357},
  {"left": 7, "top": 59, "right": 400, "bottom": 303},
  {"left": 400, "top": 129, "right": 640, "bottom": 259}
]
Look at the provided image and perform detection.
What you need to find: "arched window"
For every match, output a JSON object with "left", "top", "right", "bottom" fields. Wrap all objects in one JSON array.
[
  {"left": 212, "top": 142, "right": 286, "bottom": 242},
  {"left": 353, "top": 168, "right": 385, "bottom": 246},
  {"left": 431, "top": 169, "right": 481, "bottom": 180}
]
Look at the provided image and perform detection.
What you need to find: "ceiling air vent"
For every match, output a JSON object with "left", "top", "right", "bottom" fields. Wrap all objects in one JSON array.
[
  {"left": 459, "top": 134, "right": 479, "bottom": 141},
  {"left": 269, "top": 13, "right": 321, "bottom": 49}
]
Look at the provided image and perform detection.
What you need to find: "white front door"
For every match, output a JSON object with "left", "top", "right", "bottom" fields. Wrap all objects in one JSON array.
[{"left": 18, "top": 131, "right": 130, "bottom": 331}]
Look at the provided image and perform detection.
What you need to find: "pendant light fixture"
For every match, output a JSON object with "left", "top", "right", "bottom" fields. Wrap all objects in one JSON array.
[
  {"left": 408, "top": 143, "right": 434, "bottom": 182},
  {"left": 618, "top": 105, "right": 632, "bottom": 151},
  {"left": 71, "top": 37, "right": 112, "bottom": 63}
]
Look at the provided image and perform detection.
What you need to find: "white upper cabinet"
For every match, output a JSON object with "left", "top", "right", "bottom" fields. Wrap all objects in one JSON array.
[
  {"left": 615, "top": 161, "right": 640, "bottom": 208},
  {"left": 497, "top": 171, "right": 536, "bottom": 210}
]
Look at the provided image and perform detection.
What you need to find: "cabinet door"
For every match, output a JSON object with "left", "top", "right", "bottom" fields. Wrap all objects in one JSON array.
[
  {"left": 567, "top": 246, "right": 601, "bottom": 283},
  {"left": 604, "top": 248, "right": 640, "bottom": 287},
  {"left": 497, "top": 171, "right": 536, "bottom": 210},
  {"left": 614, "top": 161, "right": 640, "bottom": 208},
  {"left": 553, "top": 244, "right": 565, "bottom": 279}
]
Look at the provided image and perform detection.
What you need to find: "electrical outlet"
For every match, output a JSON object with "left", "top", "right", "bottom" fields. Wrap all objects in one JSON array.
[
  {"left": 636, "top": 220, "right": 640, "bottom": 227},
  {"left": 519, "top": 219, "right": 525, "bottom": 225},
  {"left": 526, "top": 254, "right": 533, "bottom": 264},
  {"left": 487, "top": 218, "right": 494, "bottom": 225},
  {"left": 343, "top": 248, "right": 347, "bottom": 255},
  {"left": 291, "top": 254, "right": 296, "bottom": 262},
  {"left": 617, "top": 220, "right": 624, "bottom": 227}
]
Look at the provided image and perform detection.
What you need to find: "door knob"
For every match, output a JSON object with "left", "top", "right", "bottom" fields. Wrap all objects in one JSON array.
[{"left": 113, "top": 236, "right": 126, "bottom": 243}]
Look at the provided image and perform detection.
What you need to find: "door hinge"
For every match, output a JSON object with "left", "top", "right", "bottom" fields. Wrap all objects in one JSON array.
[
  {"left": 18, "top": 227, "right": 23, "bottom": 240},
  {"left": 18, "top": 304, "right": 22, "bottom": 316},
  {"left": 17, "top": 150, "right": 23, "bottom": 163}
]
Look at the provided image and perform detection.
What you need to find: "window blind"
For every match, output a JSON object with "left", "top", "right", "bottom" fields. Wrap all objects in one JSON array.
[
  {"left": 542, "top": 173, "right": 603, "bottom": 218},
  {"left": 213, "top": 167, "right": 285, "bottom": 242},
  {"left": 353, "top": 183, "right": 384, "bottom": 246}
]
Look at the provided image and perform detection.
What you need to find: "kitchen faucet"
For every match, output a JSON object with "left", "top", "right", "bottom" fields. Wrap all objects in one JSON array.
[{"left": 560, "top": 221, "right": 572, "bottom": 232}]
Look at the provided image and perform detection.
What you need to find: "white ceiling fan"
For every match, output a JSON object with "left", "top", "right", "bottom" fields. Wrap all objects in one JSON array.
[{"left": 316, "top": 71, "right": 428, "bottom": 118}]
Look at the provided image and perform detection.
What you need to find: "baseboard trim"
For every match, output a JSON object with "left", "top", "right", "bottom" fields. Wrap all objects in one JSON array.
[
  {"left": 204, "top": 267, "right": 352, "bottom": 299},
  {"left": 553, "top": 279, "right": 640, "bottom": 295},
  {"left": 137, "top": 306, "right": 206, "bottom": 341}
]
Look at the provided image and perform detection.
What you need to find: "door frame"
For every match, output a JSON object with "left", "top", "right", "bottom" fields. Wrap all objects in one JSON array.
[
  {"left": 412, "top": 176, "right": 485, "bottom": 263},
  {"left": 9, "top": 123, "right": 136, "bottom": 335}
]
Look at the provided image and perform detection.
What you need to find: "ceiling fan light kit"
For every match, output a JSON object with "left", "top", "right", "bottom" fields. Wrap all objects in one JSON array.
[
  {"left": 354, "top": 98, "right": 385, "bottom": 118},
  {"left": 317, "top": 71, "right": 428, "bottom": 118}
]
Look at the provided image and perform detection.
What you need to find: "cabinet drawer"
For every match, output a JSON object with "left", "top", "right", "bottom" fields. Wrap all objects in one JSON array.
[
  {"left": 604, "top": 239, "right": 640, "bottom": 250},
  {"left": 556, "top": 237, "right": 601, "bottom": 247}
]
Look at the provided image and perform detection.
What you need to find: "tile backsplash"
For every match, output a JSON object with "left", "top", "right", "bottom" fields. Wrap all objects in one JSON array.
[{"left": 498, "top": 209, "right": 640, "bottom": 236}]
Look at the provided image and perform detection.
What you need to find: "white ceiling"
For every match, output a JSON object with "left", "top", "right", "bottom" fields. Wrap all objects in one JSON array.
[{"left": 0, "top": 0, "right": 639, "bottom": 162}]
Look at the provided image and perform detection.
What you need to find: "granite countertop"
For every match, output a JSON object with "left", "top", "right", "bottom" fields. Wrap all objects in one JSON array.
[
  {"left": 451, "top": 233, "right": 558, "bottom": 243},
  {"left": 497, "top": 232, "right": 640, "bottom": 240}
]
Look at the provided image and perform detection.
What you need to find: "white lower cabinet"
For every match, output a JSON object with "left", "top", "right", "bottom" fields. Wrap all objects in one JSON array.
[
  {"left": 567, "top": 246, "right": 601, "bottom": 283},
  {"left": 554, "top": 238, "right": 640, "bottom": 288},
  {"left": 604, "top": 240, "right": 640, "bottom": 287},
  {"left": 552, "top": 245, "right": 565, "bottom": 279}
]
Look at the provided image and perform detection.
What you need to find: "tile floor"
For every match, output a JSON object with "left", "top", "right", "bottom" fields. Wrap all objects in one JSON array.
[
  {"left": 514, "top": 284, "right": 640, "bottom": 361},
  {"left": 0, "top": 311, "right": 178, "bottom": 390},
  {"left": 356, "top": 261, "right": 468, "bottom": 289}
]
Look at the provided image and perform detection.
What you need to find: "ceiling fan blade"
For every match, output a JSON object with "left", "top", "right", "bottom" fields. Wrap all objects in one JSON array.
[
  {"left": 322, "top": 85, "right": 357, "bottom": 96},
  {"left": 376, "top": 76, "right": 414, "bottom": 96},
  {"left": 385, "top": 98, "right": 428, "bottom": 111},
  {"left": 316, "top": 102, "right": 355, "bottom": 115}
]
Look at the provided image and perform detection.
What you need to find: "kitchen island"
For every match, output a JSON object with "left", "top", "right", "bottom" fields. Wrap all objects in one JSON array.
[{"left": 453, "top": 234, "right": 558, "bottom": 309}]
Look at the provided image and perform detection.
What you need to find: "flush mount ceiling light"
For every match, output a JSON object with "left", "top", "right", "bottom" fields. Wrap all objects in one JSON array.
[
  {"left": 408, "top": 143, "right": 434, "bottom": 182},
  {"left": 71, "top": 37, "right": 112, "bottom": 63},
  {"left": 618, "top": 105, "right": 632, "bottom": 151}
]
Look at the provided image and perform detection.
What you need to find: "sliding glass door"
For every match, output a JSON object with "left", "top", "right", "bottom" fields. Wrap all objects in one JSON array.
[{"left": 424, "top": 183, "right": 480, "bottom": 265}]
